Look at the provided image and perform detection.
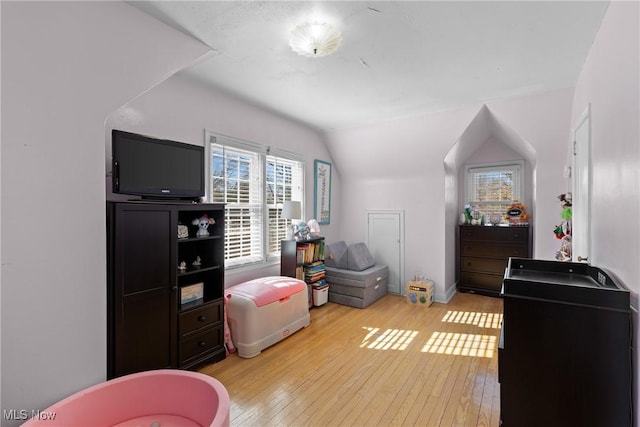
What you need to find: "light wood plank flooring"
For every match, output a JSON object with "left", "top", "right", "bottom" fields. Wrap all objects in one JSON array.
[{"left": 199, "top": 292, "right": 503, "bottom": 427}]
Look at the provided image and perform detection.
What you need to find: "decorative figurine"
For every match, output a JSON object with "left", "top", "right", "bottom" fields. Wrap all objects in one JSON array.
[
  {"left": 177, "top": 224, "right": 189, "bottom": 239},
  {"left": 192, "top": 214, "right": 215, "bottom": 237},
  {"left": 178, "top": 261, "right": 187, "bottom": 271},
  {"left": 192, "top": 256, "right": 202, "bottom": 267}
]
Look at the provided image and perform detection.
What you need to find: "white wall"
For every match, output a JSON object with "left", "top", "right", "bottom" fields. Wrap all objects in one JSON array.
[
  {"left": 458, "top": 137, "right": 534, "bottom": 222},
  {"left": 325, "top": 88, "right": 574, "bottom": 302},
  {"left": 325, "top": 106, "right": 480, "bottom": 302},
  {"left": 571, "top": 0, "right": 639, "bottom": 298},
  {"left": 1, "top": 1, "right": 212, "bottom": 421},
  {"left": 106, "top": 73, "right": 337, "bottom": 286},
  {"left": 570, "top": 1, "right": 639, "bottom": 422}
]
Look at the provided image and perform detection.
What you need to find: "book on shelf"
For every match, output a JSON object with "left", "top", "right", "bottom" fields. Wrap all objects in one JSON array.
[
  {"left": 304, "top": 264, "right": 325, "bottom": 273},
  {"left": 296, "top": 240, "right": 326, "bottom": 264},
  {"left": 305, "top": 275, "right": 325, "bottom": 283}
]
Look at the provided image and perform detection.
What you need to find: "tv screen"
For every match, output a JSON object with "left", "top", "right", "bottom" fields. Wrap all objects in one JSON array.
[{"left": 112, "top": 130, "right": 204, "bottom": 200}]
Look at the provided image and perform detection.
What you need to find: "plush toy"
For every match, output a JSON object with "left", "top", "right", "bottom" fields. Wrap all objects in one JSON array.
[
  {"left": 556, "top": 235, "right": 572, "bottom": 261},
  {"left": 554, "top": 193, "right": 573, "bottom": 260},
  {"left": 192, "top": 214, "right": 215, "bottom": 237},
  {"left": 294, "top": 222, "right": 310, "bottom": 241},
  {"left": 554, "top": 192, "right": 573, "bottom": 239},
  {"left": 505, "top": 200, "right": 529, "bottom": 224},
  {"left": 558, "top": 192, "right": 572, "bottom": 208}
]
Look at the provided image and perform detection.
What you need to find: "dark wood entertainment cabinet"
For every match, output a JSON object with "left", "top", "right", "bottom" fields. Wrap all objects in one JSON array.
[
  {"left": 458, "top": 224, "right": 531, "bottom": 296},
  {"left": 106, "top": 201, "right": 226, "bottom": 379}
]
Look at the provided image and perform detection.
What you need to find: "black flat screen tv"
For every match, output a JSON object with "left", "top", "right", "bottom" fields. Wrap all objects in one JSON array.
[{"left": 112, "top": 129, "right": 204, "bottom": 201}]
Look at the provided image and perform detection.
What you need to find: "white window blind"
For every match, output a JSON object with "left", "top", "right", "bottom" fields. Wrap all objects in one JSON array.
[
  {"left": 466, "top": 162, "right": 523, "bottom": 217},
  {"left": 206, "top": 131, "right": 303, "bottom": 268},
  {"left": 266, "top": 154, "right": 304, "bottom": 255}
]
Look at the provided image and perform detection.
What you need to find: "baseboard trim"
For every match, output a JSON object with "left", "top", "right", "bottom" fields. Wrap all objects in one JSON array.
[{"left": 435, "top": 283, "right": 458, "bottom": 304}]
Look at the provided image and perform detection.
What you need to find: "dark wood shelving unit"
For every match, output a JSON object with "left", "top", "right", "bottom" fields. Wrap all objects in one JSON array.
[
  {"left": 281, "top": 237, "right": 326, "bottom": 307},
  {"left": 107, "top": 201, "right": 226, "bottom": 379}
]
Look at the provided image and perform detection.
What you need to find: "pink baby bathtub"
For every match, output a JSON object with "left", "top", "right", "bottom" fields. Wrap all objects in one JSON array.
[{"left": 22, "top": 369, "right": 230, "bottom": 427}]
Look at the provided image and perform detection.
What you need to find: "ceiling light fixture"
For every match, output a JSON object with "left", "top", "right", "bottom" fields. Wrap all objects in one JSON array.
[{"left": 289, "top": 22, "right": 342, "bottom": 58}]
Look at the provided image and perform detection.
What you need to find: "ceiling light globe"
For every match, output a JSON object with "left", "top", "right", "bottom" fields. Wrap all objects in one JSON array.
[{"left": 289, "top": 22, "right": 342, "bottom": 58}]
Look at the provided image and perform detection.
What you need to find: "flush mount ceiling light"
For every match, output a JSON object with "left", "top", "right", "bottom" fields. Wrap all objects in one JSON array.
[{"left": 289, "top": 22, "right": 342, "bottom": 58}]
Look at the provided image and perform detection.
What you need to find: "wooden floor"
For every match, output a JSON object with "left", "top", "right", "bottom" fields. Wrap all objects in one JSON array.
[{"left": 199, "top": 292, "right": 503, "bottom": 427}]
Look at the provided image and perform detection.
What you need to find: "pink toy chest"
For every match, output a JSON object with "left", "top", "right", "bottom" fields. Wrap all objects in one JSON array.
[{"left": 226, "top": 276, "right": 310, "bottom": 358}]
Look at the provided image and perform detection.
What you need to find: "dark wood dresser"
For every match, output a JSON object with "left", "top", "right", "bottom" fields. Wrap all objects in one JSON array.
[
  {"left": 458, "top": 224, "right": 531, "bottom": 296},
  {"left": 499, "top": 258, "right": 631, "bottom": 427}
]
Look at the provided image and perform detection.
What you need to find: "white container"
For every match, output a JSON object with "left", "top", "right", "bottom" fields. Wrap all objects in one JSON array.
[
  {"left": 227, "top": 276, "right": 310, "bottom": 358},
  {"left": 313, "top": 286, "right": 329, "bottom": 306}
]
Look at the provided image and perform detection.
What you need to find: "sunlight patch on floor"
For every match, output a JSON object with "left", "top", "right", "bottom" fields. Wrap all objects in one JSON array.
[
  {"left": 422, "top": 332, "right": 497, "bottom": 358},
  {"left": 441, "top": 311, "right": 503, "bottom": 329},
  {"left": 361, "top": 327, "right": 419, "bottom": 350}
]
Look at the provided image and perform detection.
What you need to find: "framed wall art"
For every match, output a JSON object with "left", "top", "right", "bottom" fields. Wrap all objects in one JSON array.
[{"left": 314, "top": 159, "right": 331, "bottom": 224}]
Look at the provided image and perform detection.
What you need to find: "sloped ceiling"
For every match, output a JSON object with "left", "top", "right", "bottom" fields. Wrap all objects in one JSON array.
[{"left": 129, "top": 1, "right": 609, "bottom": 132}]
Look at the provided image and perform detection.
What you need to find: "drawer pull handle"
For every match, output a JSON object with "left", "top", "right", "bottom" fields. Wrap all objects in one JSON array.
[
  {"left": 514, "top": 250, "right": 520, "bottom": 255},
  {"left": 198, "top": 315, "right": 206, "bottom": 322},
  {"left": 198, "top": 341, "right": 207, "bottom": 347},
  {"left": 514, "top": 234, "right": 520, "bottom": 238}
]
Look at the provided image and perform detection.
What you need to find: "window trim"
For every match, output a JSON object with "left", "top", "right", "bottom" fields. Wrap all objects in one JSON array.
[
  {"left": 204, "top": 130, "right": 304, "bottom": 270},
  {"left": 464, "top": 160, "right": 525, "bottom": 210}
]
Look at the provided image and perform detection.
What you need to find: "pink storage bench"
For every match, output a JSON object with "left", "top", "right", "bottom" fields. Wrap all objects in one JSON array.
[{"left": 226, "top": 276, "right": 310, "bottom": 358}]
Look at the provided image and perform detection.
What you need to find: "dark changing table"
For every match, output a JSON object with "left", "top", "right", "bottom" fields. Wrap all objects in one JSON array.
[{"left": 499, "top": 258, "right": 632, "bottom": 427}]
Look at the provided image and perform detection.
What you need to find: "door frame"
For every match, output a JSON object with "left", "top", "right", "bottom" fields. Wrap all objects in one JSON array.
[
  {"left": 572, "top": 104, "right": 591, "bottom": 263},
  {"left": 366, "top": 210, "right": 405, "bottom": 295}
]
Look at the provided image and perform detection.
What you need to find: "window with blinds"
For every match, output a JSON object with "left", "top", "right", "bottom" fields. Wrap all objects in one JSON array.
[
  {"left": 465, "top": 161, "right": 524, "bottom": 217},
  {"left": 207, "top": 131, "right": 304, "bottom": 268},
  {"left": 266, "top": 155, "right": 303, "bottom": 254}
]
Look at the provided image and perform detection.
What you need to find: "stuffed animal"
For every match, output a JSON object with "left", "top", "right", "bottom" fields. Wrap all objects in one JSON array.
[
  {"left": 505, "top": 200, "right": 529, "bottom": 224},
  {"left": 554, "top": 192, "right": 572, "bottom": 239},
  {"left": 192, "top": 214, "right": 215, "bottom": 237},
  {"left": 554, "top": 193, "right": 573, "bottom": 260}
]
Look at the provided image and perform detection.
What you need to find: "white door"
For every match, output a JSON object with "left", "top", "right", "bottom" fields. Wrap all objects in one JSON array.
[
  {"left": 366, "top": 210, "right": 404, "bottom": 295},
  {"left": 572, "top": 105, "right": 591, "bottom": 263}
]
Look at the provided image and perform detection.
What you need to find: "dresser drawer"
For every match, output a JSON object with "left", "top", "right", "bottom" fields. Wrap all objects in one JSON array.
[
  {"left": 179, "top": 301, "right": 222, "bottom": 337},
  {"left": 462, "top": 257, "right": 508, "bottom": 275},
  {"left": 460, "top": 272, "right": 504, "bottom": 293},
  {"left": 501, "top": 227, "right": 529, "bottom": 243},
  {"left": 179, "top": 325, "right": 223, "bottom": 365},
  {"left": 461, "top": 243, "right": 529, "bottom": 259},
  {"left": 460, "top": 225, "right": 529, "bottom": 243}
]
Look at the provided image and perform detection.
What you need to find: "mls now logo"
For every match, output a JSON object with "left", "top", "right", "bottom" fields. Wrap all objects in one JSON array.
[{"left": 3, "top": 409, "right": 56, "bottom": 421}]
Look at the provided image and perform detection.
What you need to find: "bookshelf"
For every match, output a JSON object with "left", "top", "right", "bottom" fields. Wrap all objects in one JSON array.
[{"left": 280, "top": 237, "right": 328, "bottom": 307}]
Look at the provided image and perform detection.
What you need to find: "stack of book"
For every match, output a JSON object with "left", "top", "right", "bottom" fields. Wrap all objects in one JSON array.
[{"left": 304, "top": 261, "right": 326, "bottom": 287}]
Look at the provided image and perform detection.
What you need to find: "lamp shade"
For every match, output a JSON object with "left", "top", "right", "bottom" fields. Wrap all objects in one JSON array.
[
  {"left": 281, "top": 201, "right": 302, "bottom": 220},
  {"left": 289, "top": 22, "right": 342, "bottom": 58}
]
